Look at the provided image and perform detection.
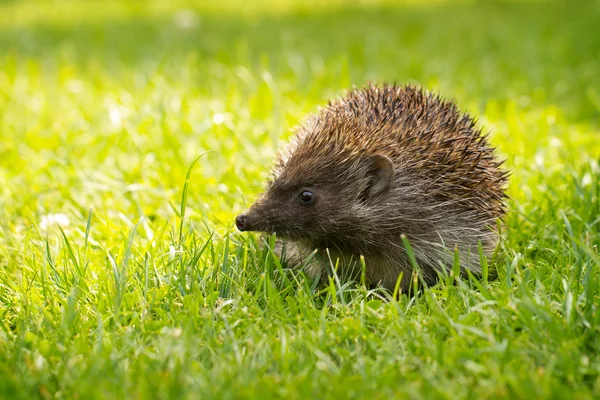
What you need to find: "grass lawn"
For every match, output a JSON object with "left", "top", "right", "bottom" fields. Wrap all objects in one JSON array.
[{"left": 1, "top": 0, "right": 600, "bottom": 398}]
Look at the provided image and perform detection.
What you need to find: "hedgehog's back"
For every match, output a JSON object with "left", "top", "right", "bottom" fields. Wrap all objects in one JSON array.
[{"left": 288, "top": 84, "right": 508, "bottom": 219}]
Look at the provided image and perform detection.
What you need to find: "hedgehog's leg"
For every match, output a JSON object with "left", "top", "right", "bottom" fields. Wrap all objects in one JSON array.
[
  {"left": 273, "top": 239, "right": 327, "bottom": 280},
  {"left": 364, "top": 256, "right": 416, "bottom": 294}
]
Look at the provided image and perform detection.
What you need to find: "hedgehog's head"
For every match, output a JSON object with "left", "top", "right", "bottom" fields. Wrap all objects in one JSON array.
[{"left": 236, "top": 151, "right": 394, "bottom": 249}]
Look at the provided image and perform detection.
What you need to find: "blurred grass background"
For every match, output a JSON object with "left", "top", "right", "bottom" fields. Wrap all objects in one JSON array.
[{"left": 0, "top": 0, "right": 599, "bottom": 398}]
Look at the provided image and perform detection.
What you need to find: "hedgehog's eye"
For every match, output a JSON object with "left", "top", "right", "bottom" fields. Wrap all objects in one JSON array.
[{"left": 299, "top": 190, "right": 314, "bottom": 204}]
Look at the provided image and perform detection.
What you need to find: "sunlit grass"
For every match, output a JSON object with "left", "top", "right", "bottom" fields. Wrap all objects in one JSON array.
[{"left": 0, "top": 0, "right": 599, "bottom": 398}]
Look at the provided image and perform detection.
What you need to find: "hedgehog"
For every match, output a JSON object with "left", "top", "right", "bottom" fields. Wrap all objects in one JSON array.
[{"left": 236, "top": 84, "right": 507, "bottom": 292}]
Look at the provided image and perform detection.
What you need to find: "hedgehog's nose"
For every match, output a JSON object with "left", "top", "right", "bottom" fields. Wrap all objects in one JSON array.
[{"left": 236, "top": 214, "right": 249, "bottom": 231}]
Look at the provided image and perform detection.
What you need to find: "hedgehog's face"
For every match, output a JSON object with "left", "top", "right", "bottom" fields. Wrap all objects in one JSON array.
[
  {"left": 235, "top": 182, "right": 341, "bottom": 240},
  {"left": 236, "top": 153, "right": 394, "bottom": 246}
]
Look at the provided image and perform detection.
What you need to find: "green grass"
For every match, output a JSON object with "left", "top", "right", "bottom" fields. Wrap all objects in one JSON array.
[{"left": 1, "top": 0, "right": 599, "bottom": 398}]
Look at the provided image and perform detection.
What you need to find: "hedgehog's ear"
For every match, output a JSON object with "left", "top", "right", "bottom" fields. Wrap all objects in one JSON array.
[{"left": 365, "top": 154, "right": 394, "bottom": 198}]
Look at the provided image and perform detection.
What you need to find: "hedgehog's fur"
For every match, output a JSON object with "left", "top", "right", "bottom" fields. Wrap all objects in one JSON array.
[{"left": 236, "top": 84, "right": 508, "bottom": 292}]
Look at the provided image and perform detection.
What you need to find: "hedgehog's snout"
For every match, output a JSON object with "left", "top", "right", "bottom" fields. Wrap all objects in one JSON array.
[
  {"left": 236, "top": 203, "right": 267, "bottom": 232},
  {"left": 235, "top": 214, "right": 249, "bottom": 231}
]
